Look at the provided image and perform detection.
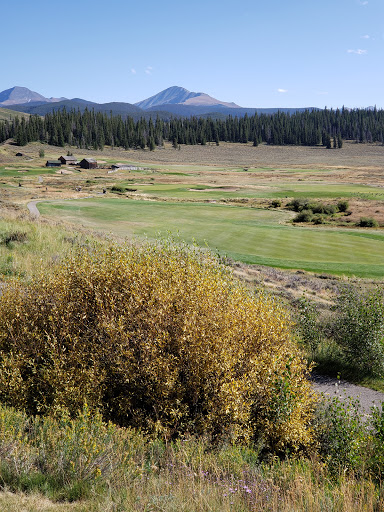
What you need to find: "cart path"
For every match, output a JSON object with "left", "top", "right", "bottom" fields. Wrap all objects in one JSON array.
[
  {"left": 311, "top": 373, "right": 384, "bottom": 418},
  {"left": 27, "top": 200, "right": 40, "bottom": 217}
]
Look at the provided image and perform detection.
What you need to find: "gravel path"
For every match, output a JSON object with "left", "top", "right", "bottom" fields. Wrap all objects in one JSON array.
[
  {"left": 27, "top": 201, "right": 40, "bottom": 217},
  {"left": 311, "top": 373, "right": 384, "bottom": 418}
]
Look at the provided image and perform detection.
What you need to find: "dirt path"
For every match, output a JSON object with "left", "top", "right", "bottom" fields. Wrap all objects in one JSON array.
[{"left": 311, "top": 374, "right": 384, "bottom": 418}]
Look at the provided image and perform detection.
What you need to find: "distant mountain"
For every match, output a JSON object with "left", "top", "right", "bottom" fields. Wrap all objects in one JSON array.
[
  {"left": 0, "top": 86, "right": 66, "bottom": 106},
  {"left": 8, "top": 99, "right": 144, "bottom": 118},
  {"left": 135, "top": 86, "right": 241, "bottom": 110},
  {"left": 0, "top": 85, "right": 320, "bottom": 120}
]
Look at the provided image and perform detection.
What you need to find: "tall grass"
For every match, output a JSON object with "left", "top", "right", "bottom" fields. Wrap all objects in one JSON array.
[
  {"left": 0, "top": 402, "right": 383, "bottom": 511},
  {"left": 0, "top": 210, "right": 99, "bottom": 280}
]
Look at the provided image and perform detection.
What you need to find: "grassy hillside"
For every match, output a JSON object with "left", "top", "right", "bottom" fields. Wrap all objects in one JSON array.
[{"left": 0, "top": 106, "right": 30, "bottom": 121}]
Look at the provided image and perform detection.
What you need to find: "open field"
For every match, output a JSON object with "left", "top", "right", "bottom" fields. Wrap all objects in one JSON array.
[
  {"left": 39, "top": 197, "right": 384, "bottom": 277},
  {"left": 1, "top": 140, "right": 384, "bottom": 277}
]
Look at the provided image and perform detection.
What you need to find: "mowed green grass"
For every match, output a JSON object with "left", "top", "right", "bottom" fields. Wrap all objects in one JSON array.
[
  {"left": 0, "top": 167, "right": 56, "bottom": 177},
  {"left": 121, "top": 182, "right": 384, "bottom": 201},
  {"left": 39, "top": 198, "right": 384, "bottom": 277}
]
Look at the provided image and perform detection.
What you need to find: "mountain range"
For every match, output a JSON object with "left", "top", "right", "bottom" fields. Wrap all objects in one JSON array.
[
  {"left": 0, "top": 86, "right": 65, "bottom": 106},
  {"left": 0, "top": 85, "right": 318, "bottom": 119}
]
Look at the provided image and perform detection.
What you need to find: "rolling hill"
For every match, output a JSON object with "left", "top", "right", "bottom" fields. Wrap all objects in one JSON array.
[{"left": 0, "top": 106, "right": 30, "bottom": 121}]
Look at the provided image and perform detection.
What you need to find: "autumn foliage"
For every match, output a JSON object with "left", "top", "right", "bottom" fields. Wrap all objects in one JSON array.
[{"left": 0, "top": 241, "right": 314, "bottom": 452}]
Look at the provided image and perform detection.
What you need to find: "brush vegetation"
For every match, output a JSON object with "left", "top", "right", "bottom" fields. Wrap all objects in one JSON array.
[{"left": 0, "top": 239, "right": 314, "bottom": 452}]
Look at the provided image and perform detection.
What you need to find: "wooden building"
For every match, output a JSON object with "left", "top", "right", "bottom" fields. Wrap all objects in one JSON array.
[
  {"left": 79, "top": 158, "right": 97, "bottom": 169},
  {"left": 46, "top": 160, "right": 62, "bottom": 167},
  {"left": 59, "top": 155, "right": 77, "bottom": 165}
]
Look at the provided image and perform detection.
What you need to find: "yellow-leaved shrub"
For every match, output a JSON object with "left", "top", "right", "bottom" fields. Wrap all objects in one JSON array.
[{"left": 0, "top": 241, "right": 315, "bottom": 452}]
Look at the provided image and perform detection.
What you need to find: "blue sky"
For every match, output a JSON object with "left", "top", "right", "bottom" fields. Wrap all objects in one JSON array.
[{"left": 2, "top": 0, "right": 383, "bottom": 108}]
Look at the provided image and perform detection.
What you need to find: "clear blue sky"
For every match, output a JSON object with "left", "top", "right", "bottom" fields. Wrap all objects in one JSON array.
[{"left": 2, "top": 0, "right": 383, "bottom": 108}]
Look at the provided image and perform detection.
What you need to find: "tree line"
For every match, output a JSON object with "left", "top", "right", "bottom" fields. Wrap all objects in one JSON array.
[{"left": 1, "top": 106, "right": 384, "bottom": 150}]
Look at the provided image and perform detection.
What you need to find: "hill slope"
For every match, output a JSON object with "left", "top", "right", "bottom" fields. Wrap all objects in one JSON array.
[{"left": 0, "top": 106, "right": 30, "bottom": 121}]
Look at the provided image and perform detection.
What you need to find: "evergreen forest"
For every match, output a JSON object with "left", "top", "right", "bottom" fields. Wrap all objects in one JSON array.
[{"left": 1, "top": 107, "right": 384, "bottom": 150}]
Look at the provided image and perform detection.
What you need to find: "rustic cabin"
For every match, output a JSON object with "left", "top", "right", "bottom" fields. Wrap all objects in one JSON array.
[
  {"left": 79, "top": 158, "right": 97, "bottom": 169},
  {"left": 46, "top": 160, "right": 62, "bottom": 167},
  {"left": 59, "top": 155, "right": 77, "bottom": 165}
]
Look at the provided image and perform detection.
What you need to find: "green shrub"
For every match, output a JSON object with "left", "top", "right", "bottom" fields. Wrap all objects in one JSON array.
[
  {"left": 370, "top": 404, "right": 384, "bottom": 478},
  {"left": 310, "top": 203, "right": 325, "bottom": 214},
  {"left": 313, "top": 215, "right": 325, "bottom": 225},
  {"left": 286, "top": 198, "right": 311, "bottom": 212},
  {"left": 111, "top": 185, "right": 127, "bottom": 193},
  {"left": 358, "top": 217, "right": 379, "bottom": 228},
  {"left": 293, "top": 210, "right": 314, "bottom": 223},
  {"left": 271, "top": 199, "right": 282, "bottom": 208},
  {"left": 314, "top": 395, "right": 366, "bottom": 475},
  {"left": 296, "top": 297, "right": 323, "bottom": 357},
  {"left": 0, "top": 241, "right": 314, "bottom": 452},
  {"left": 332, "top": 287, "right": 384, "bottom": 377},
  {"left": 323, "top": 204, "right": 337, "bottom": 215},
  {"left": 337, "top": 200, "right": 349, "bottom": 212}
]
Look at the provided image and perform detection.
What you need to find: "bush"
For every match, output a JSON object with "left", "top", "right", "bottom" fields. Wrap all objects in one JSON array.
[
  {"left": 271, "top": 199, "right": 282, "bottom": 208},
  {"left": 337, "top": 200, "right": 349, "bottom": 212},
  {"left": 296, "top": 297, "right": 323, "bottom": 357},
  {"left": 313, "top": 215, "right": 325, "bottom": 225},
  {"left": 286, "top": 198, "right": 311, "bottom": 212},
  {"left": 314, "top": 395, "right": 366, "bottom": 475},
  {"left": 293, "top": 210, "right": 314, "bottom": 223},
  {"left": 111, "top": 185, "right": 127, "bottom": 193},
  {"left": 332, "top": 287, "right": 384, "bottom": 376},
  {"left": 323, "top": 204, "right": 337, "bottom": 215},
  {"left": 0, "top": 241, "right": 314, "bottom": 453},
  {"left": 358, "top": 217, "right": 379, "bottom": 228}
]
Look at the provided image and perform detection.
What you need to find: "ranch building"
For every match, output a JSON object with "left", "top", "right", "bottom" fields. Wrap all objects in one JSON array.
[
  {"left": 45, "top": 160, "right": 62, "bottom": 167},
  {"left": 59, "top": 155, "right": 77, "bottom": 165},
  {"left": 79, "top": 158, "right": 97, "bottom": 169}
]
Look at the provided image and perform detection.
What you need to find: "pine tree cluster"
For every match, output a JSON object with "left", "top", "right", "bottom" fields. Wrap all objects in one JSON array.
[{"left": 1, "top": 106, "right": 384, "bottom": 149}]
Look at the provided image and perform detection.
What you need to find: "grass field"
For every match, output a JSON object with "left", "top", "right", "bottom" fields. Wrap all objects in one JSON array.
[
  {"left": 119, "top": 181, "right": 384, "bottom": 201},
  {"left": 1, "top": 140, "right": 384, "bottom": 278},
  {"left": 39, "top": 197, "right": 384, "bottom": 277}
]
